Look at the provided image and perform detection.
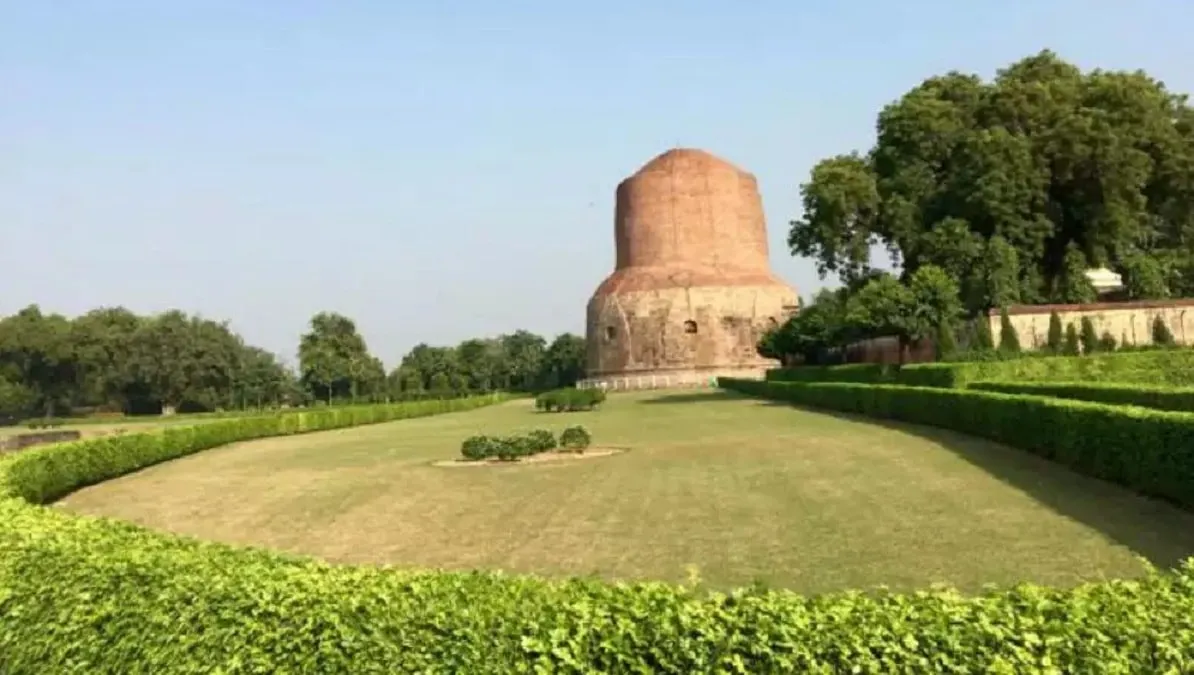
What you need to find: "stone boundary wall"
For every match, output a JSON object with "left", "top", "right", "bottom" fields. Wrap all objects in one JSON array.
[
  {"left": 578, "top": 366, "right": 767, "bottom": 392},
  {"left": 989, "top": 298, "right": 1194, "bottom": 349}
]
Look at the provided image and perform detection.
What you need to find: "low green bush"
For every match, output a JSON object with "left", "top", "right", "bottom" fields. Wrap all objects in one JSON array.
[
  {"left": 720, "top": 378, "right": 1194, "bottom": 509},
  {"left": 970, "top": 381, "right": 1194, "bottom": 413},
  {"left": 559, "top": 425, "right": 592, "bottom": 451},
  {"left": 459, "top": 428, "right": 559, "bottom": 461},
  {"left": 535, "top": 387, "right": 606, "bottom": 412},
  {"left": 3, "top": 390, "right": 1194, "bottom": 670}
]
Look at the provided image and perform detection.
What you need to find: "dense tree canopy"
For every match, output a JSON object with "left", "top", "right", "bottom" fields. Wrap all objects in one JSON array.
[
  {"left": 392, "top": 330, "right": 586, "bottom": 396},
  {"left": 789, "top": 50, "right": 1194, "bottom": 311},
  {"left": 0, "top": 305, "right": 297, "bottom": 419}
]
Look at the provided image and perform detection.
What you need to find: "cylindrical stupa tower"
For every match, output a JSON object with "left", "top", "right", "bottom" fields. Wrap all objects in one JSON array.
[{"left": 582, "top": 148, "right": 799, "bottom": 390}]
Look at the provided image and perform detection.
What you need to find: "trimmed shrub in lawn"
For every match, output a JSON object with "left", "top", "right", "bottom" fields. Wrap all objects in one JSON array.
[
  {"left": 459, "top": 429, "right": 560, "bottom": 461},
  {"left": 559, "top": 425, "right": 592, "bottom": 451},
  {"left": 720, "top": 378, "right": 1194, "bottom": 509},
  {"left": 535, "top": 388, "right": 606, "bottom": 412},
  {"left": 2, "top": 390, "right": 1194, "bottom": 671},
  {"left": 970, "top": 381, "right": 1194, "bottom": 413}
]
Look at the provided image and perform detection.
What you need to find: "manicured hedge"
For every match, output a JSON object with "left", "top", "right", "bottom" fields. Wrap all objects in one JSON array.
[
  {"left": 4, "top": 389, "right": 1194, "bottom": 671},
  {"left": 768, "top": 349, "right": 1194, "bottom": 389},
  {"left": 534, "top": 387, "right": 606, "bottom": 412},
  {"left": 720, "top": 378, "right": 1194, "bottom": 508},
  {"left": 971, "top": 381, "right": 1194, "bottom": 413}
]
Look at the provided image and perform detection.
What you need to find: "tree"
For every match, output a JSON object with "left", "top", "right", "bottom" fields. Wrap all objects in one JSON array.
[
  {"left": 1079, "top": 317, "right": 1099, "bottom": 354},
  {"left": 1099, "top": 331, "right": 1118, "bottom": 352},
  {"left": 934, "top": 322, "right": 958, "bottom": 360},
  {"left": 974, "top": 316, "right": 995, "bottom": 351},
  {"left": 845, "top": 274, "right": 917, "bottom": 356},
  {"left": 1120, "top": 253, "right": 1170, "bottom": 300},
  {"left": 126, "top": 311, "right": 244, "bottom": 413},
  {"left": 542, "top": 333, "right": 587, "bottom": 388},
  {"left": 298, "top": 312, "right": 375, "bottom": 404},
  {"left": 1063, "top": 323, "right": 1081, "bottom": 355},
  {"left": 998, "top": 308, "right": 1021, "bottom": 354},
  {"left": 789, "top": 50, "right": 1194, "bottom": 307},
  {"left": 0, "top": 305, "right": 79, "bottom": 417},
  {"left": 1152, "top": 315, "right": 1176, "bottom": 346},
  {"left": 762, "top": 288, "right": 851, "bottom": 365},
  {"left": 1046, "top": 312, "right": 1064, "bottom": 353},
  {"left": 1056, "top": 244, "right": 1096, "bottom": 304}
]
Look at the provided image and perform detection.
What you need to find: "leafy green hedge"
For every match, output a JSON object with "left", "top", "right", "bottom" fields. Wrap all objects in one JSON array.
[
  {"left": 720, "top": 378, "right": 1194, "bottom": 509},
  {"left": 971, "top": 381, "right": 1194, "bottom": 413},
  {"left": 768, "top": 349, "right": 1194, "bottom": 389},
  {"left": 534, "top": 387, "right": 606, "bottom": 412},
  {"left": 4, "top": 389, "right": 1194, "bottom": 671},
  {"left": 460, "top": 429, "right": 558, "bottom": 461}
]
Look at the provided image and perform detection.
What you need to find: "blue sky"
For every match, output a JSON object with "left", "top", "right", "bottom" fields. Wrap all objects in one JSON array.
[{"left": 4, "top": 1, "right": 1193, "bottom": 368}]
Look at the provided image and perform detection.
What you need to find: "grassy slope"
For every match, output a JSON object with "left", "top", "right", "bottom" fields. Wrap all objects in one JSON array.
[{"left": 58, "top": 390, "right": 1194, "bottom": 594}]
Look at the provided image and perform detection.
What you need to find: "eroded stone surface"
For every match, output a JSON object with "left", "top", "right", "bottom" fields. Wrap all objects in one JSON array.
[{"left": 585, "top": 149, "right": 798, "bottom": 386}]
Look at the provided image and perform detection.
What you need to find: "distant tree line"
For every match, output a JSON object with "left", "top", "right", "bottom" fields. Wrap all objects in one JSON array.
[{"left": 0, "top": 304, "right": 586, "bottom": 421}]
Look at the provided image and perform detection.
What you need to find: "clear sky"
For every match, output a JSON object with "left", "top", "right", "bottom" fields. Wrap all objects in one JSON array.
[{"left": 4, "top": 1, "right": 1194, "bottom": 368}]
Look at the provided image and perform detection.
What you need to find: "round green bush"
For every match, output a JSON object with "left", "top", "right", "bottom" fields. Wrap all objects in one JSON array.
[
  {"left": 559, "top": 425, "right": 592, "bottom": 451},
  {"left": 527, "top": 429, "right": 556, "bottom": 453}
]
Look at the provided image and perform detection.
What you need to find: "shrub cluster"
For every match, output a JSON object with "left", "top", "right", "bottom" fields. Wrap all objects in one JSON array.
[
  {"left": 534, "top": 387, "right": 606, "bottom": 412},
  {"left": 3, "top": 390, "right": 1194, "bottom": 671},
  {"left": 970, "top": 380, "right": 1194, "bottom": 413},
  {"left": 459, "top": 428, "right": 560, "bottom": 461},
  {"left": 720, "top": 378, "right": 1194, "bottom": 509},
  {"left": 559, "top": 425, "right": 592, "bottom": 450}
]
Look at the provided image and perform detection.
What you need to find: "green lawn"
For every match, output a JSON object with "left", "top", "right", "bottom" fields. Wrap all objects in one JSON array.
[{"left": 58, "top": 390, "right": 1194, "bottom": 594}]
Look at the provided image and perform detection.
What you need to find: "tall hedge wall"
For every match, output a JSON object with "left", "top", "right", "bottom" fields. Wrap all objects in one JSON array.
[
  {"left": 767, "top": 349, "right": 1194, "bottom": 389},
  {"left": 3, "top": 391, "right": 1194, "bottom": 671},
  {"left": 971, "top": 381, "right": 1194, "bottom": 413}
]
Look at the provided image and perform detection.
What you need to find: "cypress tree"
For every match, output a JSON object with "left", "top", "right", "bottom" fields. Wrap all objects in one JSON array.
[
  {"left": 1063, "top": 323, "right": 1081, "bottom": 355},
  {"left": 935, "top": 321, "right": 958, "bottom": 360},
  {"left": 1152, "top": 315, "right": 1176, "bottom": 346},
  {"left": 1079, "top": 317, "right": 1099, "bottom": 354},
  {"left": 998, "top": 308, "right": 1021, "bottom": 354},
  {"left": 1046, "top": 311, "right": 1063, "bottom": 353},
  {"left": 975, "top": 316, "right": 995, "bottom": 351}
]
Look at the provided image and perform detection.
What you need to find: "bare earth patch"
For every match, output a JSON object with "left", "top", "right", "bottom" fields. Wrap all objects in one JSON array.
[{"left": 432, "top": 447, "right": 627, "bottom": 468}]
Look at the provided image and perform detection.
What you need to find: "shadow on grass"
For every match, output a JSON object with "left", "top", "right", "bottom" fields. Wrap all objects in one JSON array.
[
  {"left": 637, "top": 390, "right": 749, "bottom": 405},
  {"left": 754, "top": 398, "right": 1194, "bottom": 570}
]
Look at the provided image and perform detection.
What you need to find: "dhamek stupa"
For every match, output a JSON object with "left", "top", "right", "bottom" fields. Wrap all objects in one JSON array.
[{"left": 581, "top": 148, "right": 799, "bottom": 390}]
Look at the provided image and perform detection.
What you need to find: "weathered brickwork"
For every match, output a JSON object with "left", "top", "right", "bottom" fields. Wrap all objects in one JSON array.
[{"left": 583, "top": 149, "right": 798, "bottom": 388}]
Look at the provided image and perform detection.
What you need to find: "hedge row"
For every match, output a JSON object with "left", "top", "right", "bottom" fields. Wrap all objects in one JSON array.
[
  {"left": 971, "top": 381, "right": 1194, "bottom": 413},
  {"left": 720, "top": 378, "right": 1194, "bottom": 509},
  {"left": 767, "top": 349, "right": 1194, "bottom": 389},
  {"left": 534, "top": 387, "right": 606, "bottom": 412},
  {"left": 460, "top": 425, "right": 594, "bottom": 461},
  {"left": 4, "top": 390, "right": 1194, "bottom": 671}
]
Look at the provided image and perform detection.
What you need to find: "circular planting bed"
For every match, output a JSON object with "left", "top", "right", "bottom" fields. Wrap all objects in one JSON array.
[{"left": 433, "top": 446, "right": 627, "bottom": 468}]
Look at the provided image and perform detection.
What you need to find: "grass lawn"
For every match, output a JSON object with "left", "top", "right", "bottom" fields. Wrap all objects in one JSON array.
[{"left": 58, "top": 390, "right": 1194, "bottom": 594}]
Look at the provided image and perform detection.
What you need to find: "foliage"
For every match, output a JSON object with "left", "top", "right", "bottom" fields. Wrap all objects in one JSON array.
[
  {"left": 789, "top": 50, "right": 1194, "bottom": 310},
  {"left": 1080, "top": 317, "right": 1100, "bottom": 354},
  {"left": 559, "top": 425, "right": 593, "bottom": 451},
  {"left": 1099, "top": 331, "right": 1119, "bottom": 352},
  {"left": 1046, "top": 312, "right": 1064, "bottom": 353},
  {"left": 1063, "top": 323, "right": 1081, "bottom": 356},
  {"left": 974, "top": 315, "right": 995, "bottom": 351},
  {"left": 458, "top": 428, "right": 562, "bottom": 461},
  {"left": 397, "top": 331, "right": 586, "bottom": 396},
  {"left": 970, "top": 381, "right": 1194, "bottom": 414},
  {"left": 768, "top": 349, "right": 1194, "bottom": 389},
  {"left": 535, "top": 388, "right": 606, "bottom": 412},
  {"left": 933, "top": 322, "right": 957, "bottom": 360},
  {"left": 0, "top": 305, "right": 299, "bottom": 419},
  {"left": 762, "top": 265, "right": 960, "bottom": 364},
  {"left": 4, "top": 390, "right": 1194, "bottom": 671},
  {"left": 997, "top": 308, "right": 1021, "bottom": 354},
  {"left": 1153, "top": 315, "right": 1177, "bottom": 346},
  {"left": 298, "top": 312, "right": 385, "bottom": 405},
  {"left": 720, "top": 378, "right": 1194, "bottom": 509}
]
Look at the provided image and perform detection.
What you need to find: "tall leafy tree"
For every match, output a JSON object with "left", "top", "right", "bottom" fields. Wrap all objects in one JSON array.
[
  {"left": 298, "top": 312, "right": 375, "bottom": 404},
  {"left": 0, "top": 305, "right": 79, "bottom": 417},
  {"left": 789, "top": 50, "right": 1194, "bottom": 311}
]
